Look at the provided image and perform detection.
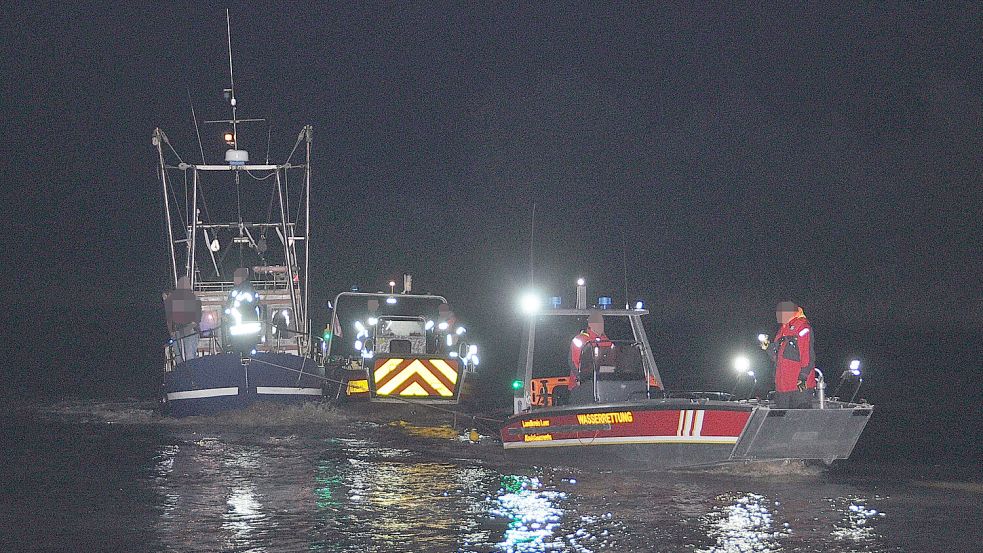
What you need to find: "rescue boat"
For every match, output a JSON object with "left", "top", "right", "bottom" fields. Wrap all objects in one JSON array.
[
  {"left": 324, "top": 277, "right": 479, "bottom": 405},
  {"left": 154, "top": 14, "right": 323, "bottom": 416},
  {"left": 500, "top": 280, "right": 873, "bottom": 469}
]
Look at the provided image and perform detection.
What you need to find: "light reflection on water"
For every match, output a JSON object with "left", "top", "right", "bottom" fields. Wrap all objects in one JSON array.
[
  {"left": 697, "top": 492, "right": 788, "bottom": 553},
  {"left": 489, "top": 475, "right": 566, "bottom": 551},
  {"left": 20, "top": 403, "right": 983, "bottom": 552},
  {"left": 831, "top": 497, "right": 885, "bottom": 544},
  {"left": 146, "top": 432, "right": 900, "bottom": 553}
]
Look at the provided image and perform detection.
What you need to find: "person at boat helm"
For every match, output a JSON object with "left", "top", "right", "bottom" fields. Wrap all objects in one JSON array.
[
  {"left": 568, "top": 311, "right": 614, "bottom": 389},
  {"left": 767, "top": 300, "right": 817, "bottom": 409}
]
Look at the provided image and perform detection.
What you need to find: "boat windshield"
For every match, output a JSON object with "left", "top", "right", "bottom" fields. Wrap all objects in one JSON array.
[
  {"left": 330, "top": 294, "right": 448, "bottom": 357},
  {"left": 531, "top": 314, "right": 636, "bottom": 378}
]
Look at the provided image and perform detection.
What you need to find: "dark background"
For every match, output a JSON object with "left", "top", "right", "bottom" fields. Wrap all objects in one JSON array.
[{"left": 1, "top": 3, "right": 979, "bottom": 463}]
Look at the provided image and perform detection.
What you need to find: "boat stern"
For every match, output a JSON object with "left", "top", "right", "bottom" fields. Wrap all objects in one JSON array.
[{"left": 730, "top": 403, "right": 874, "bottom": 464}]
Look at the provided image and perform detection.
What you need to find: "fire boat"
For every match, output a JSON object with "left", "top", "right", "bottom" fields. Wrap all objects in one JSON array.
[
  {"left": 324, "top": 276, "right": 479, "bottom": 405},
  {"left": 154, "top": 13, "right": 323, "bottom": 416},
  {"left": 500, "top": 279, "right": 872, "bottom": 469}
]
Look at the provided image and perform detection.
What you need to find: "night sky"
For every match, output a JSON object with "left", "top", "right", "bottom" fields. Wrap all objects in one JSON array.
[{"left": 0, "top": 3, "right": 979, "bottom": 410}]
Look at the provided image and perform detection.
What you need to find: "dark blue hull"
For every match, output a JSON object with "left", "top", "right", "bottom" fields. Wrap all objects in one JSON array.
[{"left": 163, "top": 352, "right": 325, "bottom": 417}]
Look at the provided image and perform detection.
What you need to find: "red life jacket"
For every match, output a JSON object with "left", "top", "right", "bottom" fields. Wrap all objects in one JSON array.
[{"left": 773, "top": 315, "right": 817, "bottom": 393}]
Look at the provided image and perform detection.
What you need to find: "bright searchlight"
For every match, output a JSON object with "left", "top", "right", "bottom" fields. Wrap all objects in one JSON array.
[
  {"left": 733, "top": 355, "right": 751, "bottom": 373},
  {"left": 849, "top": 359, "right": 862, "bottom": 375},
  {"left": 519, "top": 292, "right": 542, "bottom": 315}
]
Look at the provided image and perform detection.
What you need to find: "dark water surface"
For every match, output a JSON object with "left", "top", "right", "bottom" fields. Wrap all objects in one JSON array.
[{"left": 1, "top": 401, "right": 980, "bottom": 552}]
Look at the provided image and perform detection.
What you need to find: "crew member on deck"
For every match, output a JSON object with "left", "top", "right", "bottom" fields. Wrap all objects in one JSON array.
[
  {"left": 224, "top": 268, "right": 262, "bottom": 355},
  {"left": 568, "top": 311, "right": 613, "bottom": 389},
  {"left": 767, "top": 300, "right": 816, "bottom": 409},
  {"left": 164, "top": 276, "right": 202, "bottom": 362}
]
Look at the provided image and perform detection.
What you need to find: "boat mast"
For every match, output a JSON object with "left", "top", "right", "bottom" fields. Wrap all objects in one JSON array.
[
  {"left": 225, "top": 9, "right": 238, "bottom": 151},
  {"left": 303, "top": 126, "right": 312, "bottom": 337},
  {"left": 153, "top": 128, "right": 179, "bottom": 288},
  {"left": 189, "top": 169, "right": 199, "bottom": 287},
  {"left": 515, "top": 204, "right": 538, "bottom": 414},
  {"left": 276, "top": 170, "right": 300, "bottom": 331}
]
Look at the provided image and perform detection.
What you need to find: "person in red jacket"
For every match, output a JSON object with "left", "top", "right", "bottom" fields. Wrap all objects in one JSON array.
[{"left": 767, "top": 300, "right": 816, "bottom": 409}]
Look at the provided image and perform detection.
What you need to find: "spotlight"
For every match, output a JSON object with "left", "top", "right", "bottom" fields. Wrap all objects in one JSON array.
[{"left": 519, "top": 292, "right": 541, "bottom": 315}]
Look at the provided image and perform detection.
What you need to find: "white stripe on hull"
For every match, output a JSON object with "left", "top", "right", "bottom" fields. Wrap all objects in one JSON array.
[
  {"left": 677, "top": 410, "right": 706, "bottom": 437},
  {"left": 504, "top": 435, "right": 739, "bottom": 449},
  {"left": 693, "top": 410, "right": 705, "bottom": 436},
  {"left": 255, "top": 386, "right": 322, "bottom": 396},
  {"left": 166, "top": 387, "right": 239, "bottom": 401}
]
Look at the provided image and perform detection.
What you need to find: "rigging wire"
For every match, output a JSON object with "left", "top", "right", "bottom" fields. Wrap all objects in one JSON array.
[
  {"left": 283, "top": 129, "right": 305, "bottom": 165},
  {"left": 162, "top": 135, "right": 185, "bottom": 166},
  {"left": 188, "top": 87, "right": 206, "bottom": 165},
  {"left": 183, "top": 56, "right": 212, "bottom": 241},
  {"left": 245, "top": 170, "right": 276, "bottom": 180},
  {"left": 166, "top": 170, "right": 187, "bottom": 240}
]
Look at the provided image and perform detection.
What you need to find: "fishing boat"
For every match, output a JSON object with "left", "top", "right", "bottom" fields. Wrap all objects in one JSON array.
[
  {"left": 500, "top": 279, "right": 873, "bottom": 469},
  {"left": 153, "top": 13, "right": 323, "bottom": 416},
  {"left": 324, "top": 276, "right": 479, "bottom": 405}
]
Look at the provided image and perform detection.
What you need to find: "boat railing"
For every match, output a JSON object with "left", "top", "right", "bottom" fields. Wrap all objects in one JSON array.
[
  {"left": 664, "top": 391, "right": 734, "bottom": 402},
  {"left": 163, "top": 318, "right": 321, "bottom": 373},
  {"left": 193, "top": 279, "right": 297, "bottom": 293}
]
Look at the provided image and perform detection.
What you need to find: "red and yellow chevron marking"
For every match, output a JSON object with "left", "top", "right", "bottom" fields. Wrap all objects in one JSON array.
[{"left": 372, "top": 357, "right": 460, "bottom": 398}]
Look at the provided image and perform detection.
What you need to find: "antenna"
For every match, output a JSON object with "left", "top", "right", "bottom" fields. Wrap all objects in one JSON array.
[
  {"left": 226, "top": 8, "right": 238, "bottom": 149},
  {"left": 622, "top": 231, "right": 630, "bottom": 309},
  {"left": 528, "top": 203, "right": 537, "bottom": 286},
  {"left": 265, "top": 120, "right": 272, "bottom": 164}
]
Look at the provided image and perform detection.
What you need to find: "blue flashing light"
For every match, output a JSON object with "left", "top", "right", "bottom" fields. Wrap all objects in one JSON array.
[
  {"left": 634, "top": 300, "right": 644, "bottom": 310},
  {"left": 550, "top": 296, "right": 562, "bottom": 308},
  {"left": 598, "top": 296, "right": 612, "bottom": 309}
]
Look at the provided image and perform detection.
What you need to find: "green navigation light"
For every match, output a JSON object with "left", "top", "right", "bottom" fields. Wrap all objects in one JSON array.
[{"left": 511, "top": 379, "right": 523, "bottom": 391}]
